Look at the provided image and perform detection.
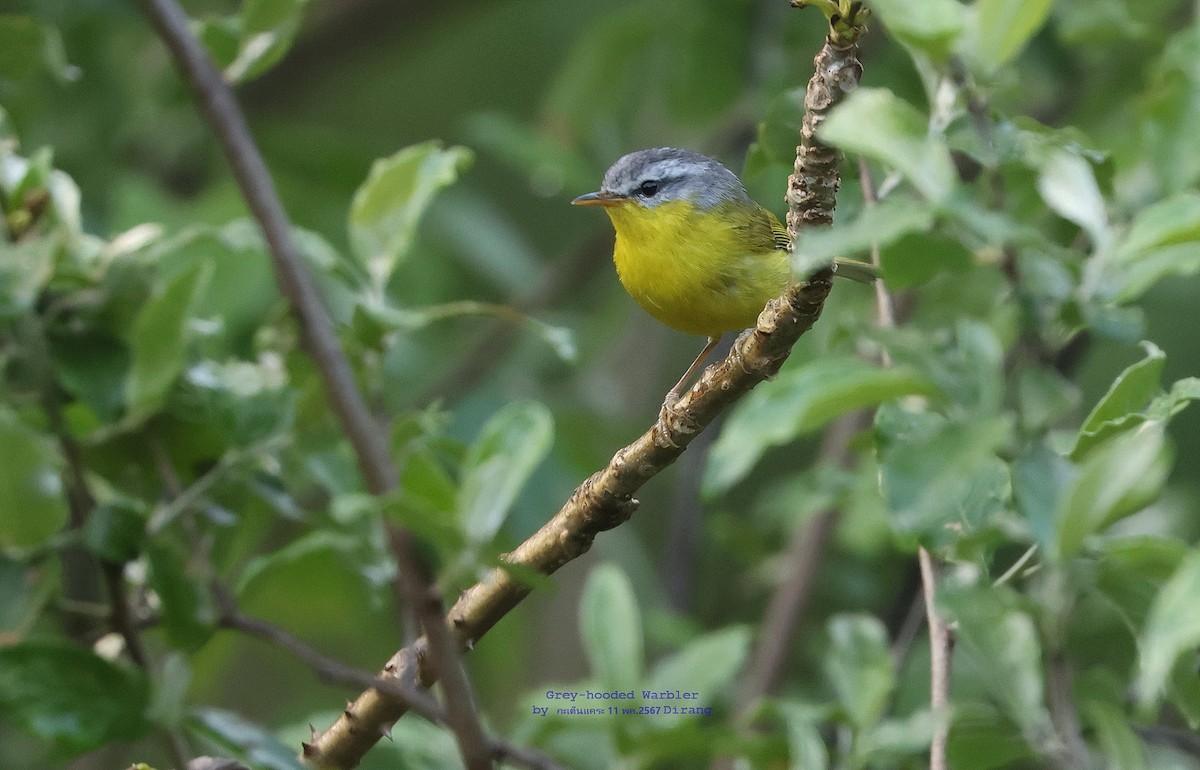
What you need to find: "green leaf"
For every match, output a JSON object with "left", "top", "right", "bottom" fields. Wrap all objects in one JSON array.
[
  {"left": 1036, "top": 150, "right": 1110, "bottom": 247},
  {"left": 1072, "top": 341, "right": 1164, "bottom": 457},
  {"left": 146, "top": 221, "right": 282, "bottom": 351},
  {"left": 946, "top": 703, "right": 1036, "bottom": 769},
  {"left": 148, "top": 542, "right": 215, "bottom": 651},
  {"left": 235, "top": 530, "right": 357, "bottom": 597},
  {"left": 1113, "top": 192, "right": 1200, "bottom": 301},
  {"left": 0, "top": 406, "right": 69, "bottom": 550},
  {"left": 876, "top": 406, "right": 1010, "bottom": 549},
  {"left": 579, "top": 564, "right": 643, "bottom": 693},
  {"left": 348, "top": 142, "right": 473, "bottom": 292},
  {"left": 705, "top": 357, "right": 935, "bottom": 494},
  {"left": 1149, "top": 377, "right": 1200, "bottom": 422},
  {"left": 1113, "top": 243, "right": 1200, "bottom": 303},
  {"left": 778, "top": 703, "right": 829, "bottom": 770},
  {"left": 824, "top": 614, "right": 894, "bottom": 729},
  {"left": 82, "top": 501, "right": 147, "bottom": 564},
  {"left": 1017, "top": 366, "right": 1081, "bottom": 433},
  {"left": 876, "top": 321, "right": 1006, "bottom": 413},
  {"left": 819, "top": 88, "right": 956, "bottom": 202},
  {"left": 869, "top": 0, "right": 965, "bottom": 61},
  {"left": 147, "top": 653, "right": 191, "bottom": 730},
  {"left": 1011, "top": 440, "right": 1073, "bottom": 551},
  {"left": 942, "top": 586, "right": 1053, "bottom": 741},
  {"left": 1056, "top": 422, "right": 1171, "bottom": 560},
  {"left": 1136, "top": 549, "right": 1200, "bottom": 707},
  {"left": 124, "top": 260, "right": 212, "bottom": 415},
  {"left": 209, "top": 0, "right": 314, "bottom": 83},
  {"left": 189, "top": 708, "right": 306, "bottom": 770},
  {"left": 1095, "top": 536, "right": 1189, "bottom": 632},
  {"left": 1118, "top": 192, "right": 1200, "bottom": 256},
  {"left": 858, "top": 710, "right": 938, "bottom": 764},
  {"left": 1053, "top": 0, "right": 1145, "bottom": 45},
  {"left": 457, "top": 401, "right": 554, "bottom": 544},
  {"left": 1166, "top": 654, "right": 1200, "bottom": 729},
  {"left": 0, "top": 238, "right": 56, "bottom": 320},
  {"left": 878, "top": 231, "right": 973, "bottom": 290},
  {"left": 359, "top": 299, "right": 576, "bottom": 361},
  {"left": 746, "top": 88, "right": 807, "bottom": 176},
  {"left": 1083, "top": 701, "right": 1146, "bottom": 770},
  {"left": 0, "top": 555, "right": 58, "bottom": 635},
  {"left": 964, "top": 0, "right": 1055, "bottom": 72},
  {"left": 48, "top": 331, "right": 130, "bottom": 423},
  {"left": 387, "top": 451, "right": 463, "bottom": 553},
  {"left": 0, "top": 16, "right": 77, "bottom": 82},
  {"left": 645, "top": 627, "right": 749, "bottom": 727},
  {"left": 180, "top": 358, "right": 295, "bottom": 447},
  {"left": 0, "top": 641, "right": 149, "bottom": 755},
  {"left": 793, "top": 195, "right": 935, "bottom": 276}
]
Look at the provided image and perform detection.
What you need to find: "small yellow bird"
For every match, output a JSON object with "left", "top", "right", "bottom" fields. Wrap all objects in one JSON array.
[{"left": 573, "top": 147, "right": 871, "bottom": 404}]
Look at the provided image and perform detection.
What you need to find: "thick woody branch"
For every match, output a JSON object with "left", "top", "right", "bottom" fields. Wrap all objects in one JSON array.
[
  {"left": 210, "top": 589, "right": 563, "bottom": 770},
  {"left": 731, "top": 10, "right": 866, "bottom": 744},
  {"left": 785, "top": 34, "right": 863, "bottom": 238},
  {"left": 386, "top": 531, "right": 493, "bottom": 770},
  {"left": 312, "top": 9, "right": 866, "bottom": 769},
  {"left": 136, "top": 1, "right": 488, "bottom": 766},
  {"left": 310, "top": 269, "right": 836, "bottom": 768}
]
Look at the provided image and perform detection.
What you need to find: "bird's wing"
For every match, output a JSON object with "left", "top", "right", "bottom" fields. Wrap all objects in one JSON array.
[
  {"left": 764, "top": 207, "right": 878, "bottom": 284},
  {"left": 768, "top": 212, "right": 791, "bottom": 252}
]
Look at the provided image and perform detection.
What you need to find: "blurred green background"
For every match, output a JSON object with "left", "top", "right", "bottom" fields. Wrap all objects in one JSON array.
[{"left": 3, "top": 0, "right": 1200, "bottom": 768}]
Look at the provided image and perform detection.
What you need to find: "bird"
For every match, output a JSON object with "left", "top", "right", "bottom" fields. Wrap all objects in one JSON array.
[{"left": 572, "top": 147, "right": 872, "bottom": 407}]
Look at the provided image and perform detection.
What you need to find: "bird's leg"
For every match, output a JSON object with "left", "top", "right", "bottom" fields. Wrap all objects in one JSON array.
[{"left": 663, "top": 335, "right": 720, "bottom": 410}]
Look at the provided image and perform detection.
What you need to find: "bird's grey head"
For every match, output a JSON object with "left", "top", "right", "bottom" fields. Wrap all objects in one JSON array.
[{"left": 599, "top": 148, "right": 751, "bottom": 209}]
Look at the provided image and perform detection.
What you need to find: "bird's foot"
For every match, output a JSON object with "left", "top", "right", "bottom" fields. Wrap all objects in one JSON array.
[{"left": 655, "top": 389, "right": 685, "bottom": 448}]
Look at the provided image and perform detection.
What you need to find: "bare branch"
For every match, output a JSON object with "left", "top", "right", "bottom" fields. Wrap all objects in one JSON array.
[
  {"left": 860, "top": 155, "right": 952, "bottom": 770},
  {"left": 211, "top": 588, "right": 563, "bottom": 770},
  {"left": 135, "top": 1, "right": 489, "bottom": 765},
  {"left": 315, "top": 258, "right": 836, "bottom": 767},
  {"left": 732, "top": 6, "right": 868, "bottom": 721},
  {"left": 1045, "top": 654, "right": 1090, "bottom": 769},
  {"left": 137, "top": 0, "right": 394, "bottom": 495},
  {"left": 387, "top": 531, "right": 493, "bottom": 770},
  {"left": 918, "top": 547, "right": 952, "bottom": 770}
]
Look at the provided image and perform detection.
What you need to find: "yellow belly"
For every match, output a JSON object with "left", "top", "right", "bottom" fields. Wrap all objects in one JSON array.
[{"left": 607, "top": 200, "right": 790, "bottom": 337}]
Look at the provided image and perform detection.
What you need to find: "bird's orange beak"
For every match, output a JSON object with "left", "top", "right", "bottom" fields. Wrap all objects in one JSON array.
[{"left": 571, "top": 191, "right": 625, "bottom": 207}]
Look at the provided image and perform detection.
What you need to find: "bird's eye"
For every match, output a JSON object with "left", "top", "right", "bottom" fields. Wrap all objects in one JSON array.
[{"left": 637, "top": 179, "right": 659, "bottom": 197}]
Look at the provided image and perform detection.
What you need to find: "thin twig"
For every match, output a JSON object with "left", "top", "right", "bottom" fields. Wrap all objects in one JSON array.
[
  {"left": 993, "top": 544, "right": 1039, "bottom": 587},
  {"left": 138, "top": 0, "right": 395, "bottom": 495},
  {"left": 48, "top": 392, "right": 192, "bottom": 767},
  {"left": 857, "top": 157, "right": 896, "bottom": 346},
  {"left": 211, "top": 588, "right": 563, "bottom": 770},
  {"left": 889, "top": 588, "right": 928, "bottom": 669},
  {"left": 414, "top": 233, "right": 608, "bottom": 407},
  {"left": 918, "top": 547, "right": 952, "bottom": 770},
  {"left": 860, "top": 155, "right": 952, "bottom": 770},
  {"left": 717, "top": 11, "right": 868, "bottom": 768},
  {"left": 1045, "top": 653, "right": 1090, "bottom": 769},
  {"left": 147, "top": 442, "right": 243, "bottom": 534},
  {"left": 317, "top": 247, "right": 837, "bottom": 768},
  {"left": 310, "top": 34, "right": 856, "bottom": 768},
  {"left": 135, "top": 1, "right": 491, "bottom": 765},
  {"left": 386, "top": 531, "right": 493, "bottom": 770}
]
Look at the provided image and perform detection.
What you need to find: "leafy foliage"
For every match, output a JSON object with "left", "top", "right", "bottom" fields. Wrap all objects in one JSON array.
[{"left": 1, "top": 0, "right": 1199, "bottom": 769}]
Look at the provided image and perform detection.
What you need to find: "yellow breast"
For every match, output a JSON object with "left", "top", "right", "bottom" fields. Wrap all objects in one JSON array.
[{"left": 605, "top": 199, "right": 791, "bottom": 337}]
